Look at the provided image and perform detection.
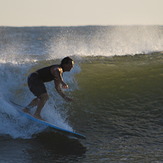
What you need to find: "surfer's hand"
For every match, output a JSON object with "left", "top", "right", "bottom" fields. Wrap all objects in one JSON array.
[{"left": 62, "top": 83, "right": 68, "bottom": 89}]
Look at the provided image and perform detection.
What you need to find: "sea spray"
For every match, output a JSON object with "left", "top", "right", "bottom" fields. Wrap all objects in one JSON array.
[{"left": 48, "top": 26, "right": 163, "bottom": 58}]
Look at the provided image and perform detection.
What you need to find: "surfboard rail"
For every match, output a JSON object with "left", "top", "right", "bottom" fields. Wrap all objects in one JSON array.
[{"left": 10, "top": 101, "right": 86, "bottom": 140}]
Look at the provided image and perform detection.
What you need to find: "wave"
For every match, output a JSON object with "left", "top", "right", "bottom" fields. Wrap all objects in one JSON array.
[{"left": 0, "top": 25, "right": 162, "bottom": 139}]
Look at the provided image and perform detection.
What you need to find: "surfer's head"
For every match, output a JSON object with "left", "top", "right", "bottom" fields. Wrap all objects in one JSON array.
[{"left": 61, "top": 57, "right": 74, "bottom": 72}]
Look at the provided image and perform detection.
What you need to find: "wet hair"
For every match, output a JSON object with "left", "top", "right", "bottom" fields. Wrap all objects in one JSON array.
[{"left": 61, "top": 57, "right": 73, "bottom": 65}]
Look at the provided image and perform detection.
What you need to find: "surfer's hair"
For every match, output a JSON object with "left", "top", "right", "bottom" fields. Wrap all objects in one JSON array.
[{"left": 61, "top": 57, "right": 73, "bottom": 65}]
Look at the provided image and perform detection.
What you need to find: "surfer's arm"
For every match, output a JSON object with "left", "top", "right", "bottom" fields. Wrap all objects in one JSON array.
[
  {"left": 54, "top": 80, "right": 72, "bottom": 101},
  {"left": 52, "top": 68, "right": 72, "bottom": 101},
  {"left": 51, "top": 67, "right": 68, "bottom": 88}
]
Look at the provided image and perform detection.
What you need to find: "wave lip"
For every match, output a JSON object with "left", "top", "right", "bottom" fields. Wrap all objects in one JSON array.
[{"left": 0, "top": 26, "right": 163, "bottom": 61}]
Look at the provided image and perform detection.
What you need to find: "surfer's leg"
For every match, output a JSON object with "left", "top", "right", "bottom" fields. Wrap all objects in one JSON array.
[
  {"left": 34, "top": 93, "right": 49, "bottom": 119},
  {"left": 23, "top": 98, "right": 39, "bottom": 113}
]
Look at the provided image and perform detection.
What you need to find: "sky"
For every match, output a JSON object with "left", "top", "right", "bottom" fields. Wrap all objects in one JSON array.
[{"left": 0, "top": 0, "right": 163, "bottom": 26}]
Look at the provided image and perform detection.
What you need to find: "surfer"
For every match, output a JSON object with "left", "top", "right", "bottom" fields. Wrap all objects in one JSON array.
[{"left": 23, "top": 57, "right": 74, "bottom": 120}]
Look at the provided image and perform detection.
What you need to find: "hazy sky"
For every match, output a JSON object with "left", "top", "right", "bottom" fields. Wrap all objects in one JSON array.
[{"left": 0, "top": 0, "right": 163, "bottom": 26}]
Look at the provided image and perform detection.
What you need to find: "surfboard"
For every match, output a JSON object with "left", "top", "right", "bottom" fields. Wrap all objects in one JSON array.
[{"left": 10, "top": 101, "right": 86, "bottom": 140}]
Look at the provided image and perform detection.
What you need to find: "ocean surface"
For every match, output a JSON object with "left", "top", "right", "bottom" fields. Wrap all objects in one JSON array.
[{"left": 0, "top": 26, "right": 163, "bottom": 163}]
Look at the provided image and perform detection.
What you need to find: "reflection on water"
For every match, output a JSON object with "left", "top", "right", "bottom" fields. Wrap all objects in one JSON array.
[{"left": 0, "top": 132, "right": 86, "bottom": 163}]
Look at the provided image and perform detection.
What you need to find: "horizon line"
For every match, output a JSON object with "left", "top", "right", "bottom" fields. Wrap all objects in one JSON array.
[{"left": 0, "top": 24, "right": 163, "bottom": 28}]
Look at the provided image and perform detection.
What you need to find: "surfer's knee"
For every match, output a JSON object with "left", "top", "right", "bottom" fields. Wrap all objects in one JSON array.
[{"left": 39, "top": 93, "right": 49, "bottom": 103}]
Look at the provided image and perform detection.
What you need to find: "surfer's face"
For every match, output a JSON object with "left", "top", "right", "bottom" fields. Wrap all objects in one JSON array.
[{"left": 64, "top": 61, "right": 74, "bottom": 71}]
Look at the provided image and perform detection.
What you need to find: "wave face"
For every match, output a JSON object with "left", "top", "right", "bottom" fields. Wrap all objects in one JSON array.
[{"left": 0, "top": 26, "right": 163, "bottom": 162}]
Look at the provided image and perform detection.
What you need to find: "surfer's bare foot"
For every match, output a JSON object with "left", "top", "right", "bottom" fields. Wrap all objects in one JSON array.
[
  {"left": 23, "top": 108, "right": 29, "bottom": 113},
  {"left": 34, "top": 114, "right": 44, "bottom": 121}
]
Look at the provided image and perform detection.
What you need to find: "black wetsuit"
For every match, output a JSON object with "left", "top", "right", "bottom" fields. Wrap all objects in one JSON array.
[
  {"left": 36, "top": 65, "right": 55, "bottom": 82},
  {"left": 28, "top": 65, "right": 55, "bottom": 97}
]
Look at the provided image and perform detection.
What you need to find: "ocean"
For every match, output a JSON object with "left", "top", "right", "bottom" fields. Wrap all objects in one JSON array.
[{"left": 0, "top": 26, "right": 163, "bottom": 163}]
